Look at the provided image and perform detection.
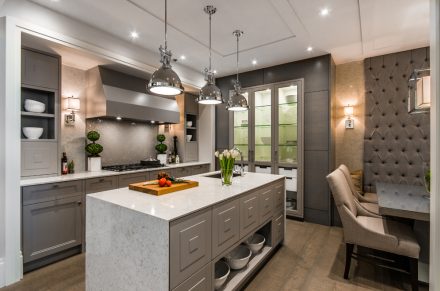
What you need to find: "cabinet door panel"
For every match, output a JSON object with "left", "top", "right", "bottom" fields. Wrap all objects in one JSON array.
[
  {"left": 272, "top": 213, "right": 284, "bottom": 246},
  {"left": 85, "top": 176, "right": 118, "bottom": 194},
  {"left": 21, "top": 141, "right": 58, "bottom": 177},
  {"left": 22, "top": 49, "right": 59, "bottom": 89},
  {"left": 118, "top": 172, "right": 147, "bottom": 188},
  {"left": 173, "top": 263, "right": 211, "bottom": 291},
  {"left": 259, "top": 187, "right": 273, "bottom": 223},
  {"left": 22, "top": 196, "right": 83, "bottom": 263},
  {"left": 170, "top": 209, "right": 212, "bottom": 289},
  {"left": 212, "top": 199, "right": 239, "bottom": 257},
  {"left": 274, "top": 181, "right": 285, "bottom": 214},
  {"left": 174, "top": 167, "right": 192, "bottom": 178},
  {"left": 239, "top": 192, "right": 259, "bottom": 238},
  {"left": 191, "top": 164, "right": 210, "bottom": 175},
  {"left": 185, "top": 142, "right": 198, "bottom": 162},
  {"left": 22, "top": 180, "right": 84, "bottom": 206}
]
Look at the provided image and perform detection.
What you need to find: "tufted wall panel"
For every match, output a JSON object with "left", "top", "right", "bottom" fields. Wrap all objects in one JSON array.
[{"left": 363, "top": 47, "right": 430, "bottom": 192}]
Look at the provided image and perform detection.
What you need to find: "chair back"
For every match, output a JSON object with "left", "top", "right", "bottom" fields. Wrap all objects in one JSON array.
[
  {"left": 338, "top": 164, "right": 361, "bottom": 200},
  {"left": 327, "top": 169, "right": 357, "bottom": 217}
]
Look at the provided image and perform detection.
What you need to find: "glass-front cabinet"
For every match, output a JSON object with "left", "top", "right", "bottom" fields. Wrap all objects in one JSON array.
[{"left": 229, "top": 80, "right": 304, "bottom": 218}]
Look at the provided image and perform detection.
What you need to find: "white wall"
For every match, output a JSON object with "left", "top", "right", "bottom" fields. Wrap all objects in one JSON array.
[{"left": 430, "top": 0, "right": 440, "bottom": 289}]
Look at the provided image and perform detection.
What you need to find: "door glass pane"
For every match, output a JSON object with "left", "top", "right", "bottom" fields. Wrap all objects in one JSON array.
[
  {"left": 278, "top": 85, "right": 298, "bottom": 164},
  {"left": 254, "top": 89, "right": 271, "bottom": 162},
  {"left": 233, "top": 92, "right": 249, "bottom": 160}
]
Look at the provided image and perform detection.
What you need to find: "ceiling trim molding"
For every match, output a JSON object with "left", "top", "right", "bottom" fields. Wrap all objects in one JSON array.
[{"left": 221, "top": 35, "right": 296, "bottom": 57}]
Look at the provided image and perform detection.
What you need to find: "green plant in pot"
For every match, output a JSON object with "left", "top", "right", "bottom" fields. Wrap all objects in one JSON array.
[
  {"left": 425, "top": 170, "right": 431, "bottom": 193},
  {"left": 156, "top": 134, "right": 168, "bottom": 165},
  {"left": 85, "top": 130, "right": 103, "bottom": 171}
]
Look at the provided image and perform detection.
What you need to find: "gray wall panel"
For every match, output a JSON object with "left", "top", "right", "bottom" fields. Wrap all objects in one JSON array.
[{"left": 304, "top": 91, "right": 329, "bottom": 151}]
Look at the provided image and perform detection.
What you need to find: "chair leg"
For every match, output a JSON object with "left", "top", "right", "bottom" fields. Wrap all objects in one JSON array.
[
  {"left": 344, "top": 243, "right": 354, "bottom": 279},
  {"left": 409, "top": 257, "right": 419, "bottom": 291}
]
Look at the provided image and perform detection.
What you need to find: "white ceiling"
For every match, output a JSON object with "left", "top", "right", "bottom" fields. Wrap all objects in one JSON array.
[{"left": 30, "top": 0, "right": 430, "bottom": 77}]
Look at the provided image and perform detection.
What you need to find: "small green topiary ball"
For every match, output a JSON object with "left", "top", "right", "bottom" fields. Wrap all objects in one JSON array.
[
  {"left": 85, "top": 143, "right": 103, "bottom": 157},
  {"left": 155, "top": 143, "right": 167, "bottom": 154},
  {"left": 157, "top": 134, "right": 166, "bottom": 143},
  {"left": 87, "top": 131, "right": 100, "bottom": 142}
]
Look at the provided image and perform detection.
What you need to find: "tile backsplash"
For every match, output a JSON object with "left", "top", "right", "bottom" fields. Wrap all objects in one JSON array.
[{"left": 86, "top": 118, "right": 158, "bottom": 166}]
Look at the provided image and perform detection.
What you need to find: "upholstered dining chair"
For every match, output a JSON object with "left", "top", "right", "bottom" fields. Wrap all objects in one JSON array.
[
  {"left": 338, "top": 165, "right": 380, "bottom": 216},
  {"left": 327, "top": 169, "right": 420, "bottom": 291}
]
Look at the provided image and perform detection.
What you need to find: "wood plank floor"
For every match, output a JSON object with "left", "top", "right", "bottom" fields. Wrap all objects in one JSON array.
[{"left": 1, "top": 220, "right": 427, "bottom": 291}]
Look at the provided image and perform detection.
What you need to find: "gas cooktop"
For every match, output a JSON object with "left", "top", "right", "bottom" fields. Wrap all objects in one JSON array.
[{"left": 102, "top": 163, "right": 165, "bottom": 172}]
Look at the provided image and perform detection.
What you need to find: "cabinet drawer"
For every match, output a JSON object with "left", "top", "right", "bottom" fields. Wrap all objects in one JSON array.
[
  {"left": 22, "top": 195, "right": 83, "bottom": 263},
  {"left": 174, "top": 167, "right": 192, "bottom": 178},
  {"left": 170, "top": 209, "right": 212, "bottom": 289},
  {"left": 239, "top": 191, "right": 259, "bottom": 238},
  {"left": 85, "top": 176, "right": 118, "bottom": 194},
  {"left": 212, "top": 199, "right": 240, "bottom": 257},
  {"left": 173, "top": 263, "right": 211, "bottom": 291},
  {"left": 22, "top": 180, "right": 84, "bottom": 206},
  {"left": 274, "top": 181, "right": 285, "bottom": 214},
  {"left": 272, "top": 213, "right": 284, "bottom": 246},
  {"left": 259, "top": 187, "right": 273, "bottom": 223},
  {"left": 21, "top": 141, "right": 58, "bottom": 177},
  {"left": 118, "top": 172, "right": 147, "bottom": 188},
  {"left": 191, "top": 164, "right": 210, "bottom": 175}
]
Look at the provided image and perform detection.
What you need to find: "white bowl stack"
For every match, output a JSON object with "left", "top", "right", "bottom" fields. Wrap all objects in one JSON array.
[
  {"left": 22, "top": 127, "right": 44, "bottom": 139},
  {"left": 24, "top": 99, "right": 45, "bottom": 113}
]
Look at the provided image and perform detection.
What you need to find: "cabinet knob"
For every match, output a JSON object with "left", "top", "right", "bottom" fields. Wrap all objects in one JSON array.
[
  {"left": 52, "top": 184, "right": 59, "bottom": 188},
  {"left": 77, "top": 201, "right": 82, "bottom": 205},
  {"left": 99, "top": 178, "right": 105, "bottom": 182}
]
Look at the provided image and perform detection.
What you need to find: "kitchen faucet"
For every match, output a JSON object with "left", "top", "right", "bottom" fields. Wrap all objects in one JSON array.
[{"left": 233, "top": 147, "right": 245, "bottom": 176}]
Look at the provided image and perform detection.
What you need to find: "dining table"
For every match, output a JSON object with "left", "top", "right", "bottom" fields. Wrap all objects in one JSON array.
[{"left": 376, "top": 182, "right": 430, "bottom": 284}]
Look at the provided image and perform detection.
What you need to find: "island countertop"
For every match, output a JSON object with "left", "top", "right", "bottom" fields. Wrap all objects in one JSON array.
[{"left": 87, "top": 172, "right": 285, "bottom": 221}]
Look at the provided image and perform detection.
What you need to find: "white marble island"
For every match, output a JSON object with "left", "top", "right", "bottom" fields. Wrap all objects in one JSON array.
[{"left": 86, "top": 172, "right": 286, "bottom": 291}]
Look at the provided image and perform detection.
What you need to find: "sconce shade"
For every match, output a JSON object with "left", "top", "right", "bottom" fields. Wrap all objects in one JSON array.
[
  {"left": 66, "top": 96, "right": 80, "bottom": 112},
  {"left": 344, "top": 105, "right": 354, "bottom": 117},
  {"left": 408, "top": 68, "right": 431, "bottom": 113}
]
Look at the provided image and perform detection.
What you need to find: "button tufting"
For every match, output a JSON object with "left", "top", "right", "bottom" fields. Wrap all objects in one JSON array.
[
  {"left": 382, "top": 65, "right": 386, "bottom": 68},
  {"left": 389, "top": 76, "right": 393, "bottom": 80},
  {"left": 376, "top": 78, "right": 379, "bottom": 81},
  {"left": 396, "top": 88, "right": 399, "bottom": 91},
  {"left": 403, "top": 74, "right": 406, "bottom": 78},
  {"left": 382, "top": 89, "right": 386, "bottom": 92},
  {"left": 388, "top": 100, "right": 392, "bottom": 104},
  {"left": 395, "top": 63, "right": 399, "bottom": 66}
]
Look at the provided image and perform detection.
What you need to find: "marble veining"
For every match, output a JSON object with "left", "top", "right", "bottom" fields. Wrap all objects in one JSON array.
[
  {"left": 20, "top": 161, "right": 210, "bottom": 186},
  {"left": 88, "top": 172, "right": 285, "bottom": 221}
]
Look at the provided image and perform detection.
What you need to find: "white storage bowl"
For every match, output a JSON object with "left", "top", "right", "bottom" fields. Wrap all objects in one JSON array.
[
  {"left": 225, "top": 245, "right": 252, "bottom": 270},
  {"left": 214, "top": 260, "right": 230, "bottom": 290},
  {"left": 186, "top": 135, "right": 192, "bottom": 142},
  {"left": 24, "top": 99, "right": 45, "bottom": 113},
  {"left": 22, "top": 127, "right": 43, "bottom": 139},
  {"left": 245, "top": 234, "right": 266, "bottom": 254}
]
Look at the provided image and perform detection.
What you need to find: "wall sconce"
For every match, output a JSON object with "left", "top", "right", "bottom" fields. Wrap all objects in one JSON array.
[
  {"left": 65, "top": 96, "right": 80, "bottom": 125},
  {"left": 344, "top": 104, "right": 354, "bottom": 129},
  {"left": 408, "top": 68, "right": 430, "bottom": 114}
]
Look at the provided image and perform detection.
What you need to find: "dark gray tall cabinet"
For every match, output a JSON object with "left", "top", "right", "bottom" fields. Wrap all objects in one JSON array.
[
  {"left": 216, "top": 55, "right": 336, "bottom": 226},
  {"left": 20, "top": 48, "right": 61, "bottom": 177}
]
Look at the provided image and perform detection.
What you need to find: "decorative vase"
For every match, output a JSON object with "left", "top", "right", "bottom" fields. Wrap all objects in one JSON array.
[
  {"left": 221, "top": 166, "right": 234, "bottom": 186},
  {"left": 157, "top": 154, "right": 167, "bottom": 165},
  {"left": 88, "top": 157, "right": 101, "bottom": 172}
]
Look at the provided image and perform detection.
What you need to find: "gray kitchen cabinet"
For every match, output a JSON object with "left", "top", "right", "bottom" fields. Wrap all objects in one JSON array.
[
  {"left": 184, "top": 142, "right": 198, "bottom": 163},
  {"left": 22, "top": 180, "right": 84, "bottom": 206},
  {"left": 175, "top": 94, "right": 199, "bottom": 162},
  {"left": 274, "top": 182, "right": 285, "bottom": 215},
  {"left": 259, "top": 186, "right": 274, "bottom": 223},
  {"left": 173, "top": 263, "right": 212, "bottom": 291},
  {"left": 21, "top": 48, "right": 60, "bottom": 90},
  {"left": 118, "top": 172, "right": 148, "bottom": 188},
  {"left": 272, "top": 212, "right": 284, "bottom": 246},
  {"left": 22, "top": 195, "right": 83, "bottom": 263},
  {"left": 21, "top": 141, "right": 58, "bottom": 177},
  {"left": 191, "top": 164, "right": 210, "bottom": 175},
  {"left": 174, "top": 166, "right": 192, "bottom": 178},
  {"left": 85, "top": 176, "right": 118, "bottom": 194},
  {"left": 184, "top": 93, "right": 198, "bottom": 115},
  {"left": 212, "top": 198, "right": 240, "bottom": 257},
  {"left": 239, "top": 191, "right": 260, "bottom": 238},
  {"left": 170, "top": 209, "right": 212, "bottom": 289}
]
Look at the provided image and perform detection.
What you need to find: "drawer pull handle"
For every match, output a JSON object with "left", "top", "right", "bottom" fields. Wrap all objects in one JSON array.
[
  {"left": 52, "top": 184, "right": 59, "bottom": 188},
  {"left": 99, "top": 178, "right": 105, "bottom": 182},
  {"left": 77, "top": 201, "right": 82, "bottom": 205}
]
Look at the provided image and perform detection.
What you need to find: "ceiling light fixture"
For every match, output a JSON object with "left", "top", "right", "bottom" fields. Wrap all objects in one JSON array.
[
  {"left": 180, "top": 55, "right": 186, "bottom": 60},
  {"left": 252, "top": 59, "right": 257, "bottom": 65},
  {"left": 307, "top": 46, "right": 313, "bottom": 52},
  {"left": 226, "top": 30, "right": 249, "bottom": 112},
  {"left": 130, "top": 31, "right": 139, "bottom": 39},
  {"left": 147, "top": 0, "right": 183, "bottom": 96},
  {"left": 116, "top": 116, "right": 122, "bottom": 120},
  {"left": 320, "top": 8, "right": 329, "bottom": 16},
  {"left": 197, "top": 5, "right": 223, "bottom": 105}
]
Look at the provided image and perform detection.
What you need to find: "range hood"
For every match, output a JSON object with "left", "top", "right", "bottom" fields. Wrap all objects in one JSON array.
[{"left": 86, "top": 66, "right": 180, "bottom": 123}]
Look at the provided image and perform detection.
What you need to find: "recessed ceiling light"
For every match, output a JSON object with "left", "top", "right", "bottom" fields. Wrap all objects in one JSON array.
[
  {"left": 307, "top": 46, "right": 313, "bottom": 52},
  {"left": 151, "top": 120, "right": 156, "bottom": 124},
  {"left": 180, "top": 55, "right": 186, "bottom": 60},
  {"left": 252, "top": 59, "right": 257, "bottom": 65},
  {"left": 130, "top": 31, "right": 139, "bottom": 39},
  {"left": 213, "top": 70, "right": 217, "bottom": 74},
  {"left": 50, "top": 0, "right": 60, "bottom": 2},
  {"left": 116, "top": 116, "right": 122, "bottom": 120},
  {"left": 320, "top": 8, "right": 329, "bottom": 16}
]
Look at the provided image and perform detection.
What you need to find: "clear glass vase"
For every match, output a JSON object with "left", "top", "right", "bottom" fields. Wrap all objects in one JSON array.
[{"left": 221, "top": 167, "right": 234, "bottom": 186}]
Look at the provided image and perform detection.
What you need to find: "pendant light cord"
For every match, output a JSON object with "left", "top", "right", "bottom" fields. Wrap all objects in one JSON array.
[
  {"left": 236, "top": 33, "right": 239, "bottom": 84},
  {"left": 164, "top": 0, "right": 168, "bottom": 50},
  {"left": 209, "top": 12, "right": 212, "bottom": 71}
]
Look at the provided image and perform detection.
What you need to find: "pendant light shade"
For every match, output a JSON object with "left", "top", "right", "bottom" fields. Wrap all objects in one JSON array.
[
  {"left": 197, "top": 6, "right": 223, "bottom": 105},
  {"left": 226, "top": 30, "right": 249, "bottom": 111},
  {"left": 147, "top": 0, "right": 183, "bottom": 96}
]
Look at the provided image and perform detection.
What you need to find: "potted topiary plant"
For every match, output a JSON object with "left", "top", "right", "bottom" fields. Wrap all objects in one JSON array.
[
  {"left": 155, "top": 134, "right": 168, "bottom": 165},
  {"left": 85, "top": 130, "right": 103, "bottom": 171}
]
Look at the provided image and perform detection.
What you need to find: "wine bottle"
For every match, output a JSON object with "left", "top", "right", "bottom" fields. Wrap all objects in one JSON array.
[{"left": 61, "top": 152, "right": 68, "bottom": 175}]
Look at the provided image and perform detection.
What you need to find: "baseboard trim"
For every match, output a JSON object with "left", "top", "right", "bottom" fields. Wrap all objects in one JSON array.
[{"left": 0, "top": 257, "right": 5, "bottom": 288}]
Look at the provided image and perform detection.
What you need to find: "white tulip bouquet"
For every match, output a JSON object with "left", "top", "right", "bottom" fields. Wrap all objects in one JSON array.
[{"left": 215, "top": 149, "right": 240, "bottom": 185}]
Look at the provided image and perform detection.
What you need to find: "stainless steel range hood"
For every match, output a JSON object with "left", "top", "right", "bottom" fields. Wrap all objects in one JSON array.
[{"left": 86, "top": 66, "right": 180, "bottom": 123}]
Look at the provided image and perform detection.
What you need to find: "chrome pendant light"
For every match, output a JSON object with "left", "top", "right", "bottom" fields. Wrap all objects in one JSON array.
[
  {"left": 197, "top": 5, "right": 223, "bottom": 105},
  {"left": 226, "top": 30, "right": 249, "bottom": 111},
  {"left": 147, "top": 0, "right": 183, "bottom": 96}
]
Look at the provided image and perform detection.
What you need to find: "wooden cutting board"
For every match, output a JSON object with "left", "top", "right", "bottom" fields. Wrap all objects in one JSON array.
[{"left": 128, "top": 180, "right": 199, "bottom": 196}]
